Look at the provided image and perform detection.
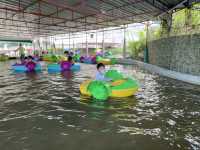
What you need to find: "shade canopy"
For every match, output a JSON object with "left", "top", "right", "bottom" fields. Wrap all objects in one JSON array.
[{"left": 0, "top": 0, "right": 187, "bottom": 39}]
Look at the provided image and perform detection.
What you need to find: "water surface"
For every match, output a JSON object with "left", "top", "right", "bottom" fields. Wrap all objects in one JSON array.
[{"left": 0, "top": 61, "right": 200, "bottom": 150}]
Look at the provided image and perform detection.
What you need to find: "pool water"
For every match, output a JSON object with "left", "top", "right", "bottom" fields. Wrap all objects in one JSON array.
[{"left": 0, "top": 61, "right": 200, "bottom": 150}]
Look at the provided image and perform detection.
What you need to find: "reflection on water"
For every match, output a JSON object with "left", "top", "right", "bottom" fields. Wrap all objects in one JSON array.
[
  {"left": 80, "top": 96, "right": 137, "bottom": 110},
  {"left": 61, "top": 71, "right": 73, "bottom": 79},
  {"left": 0, "top": 61, "right": 200, "bottom": 150}
]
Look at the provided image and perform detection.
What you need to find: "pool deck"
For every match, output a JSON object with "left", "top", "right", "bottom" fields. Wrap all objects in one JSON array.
[{"left": 117, "top": 58, "right": 200, "bottom": 85}]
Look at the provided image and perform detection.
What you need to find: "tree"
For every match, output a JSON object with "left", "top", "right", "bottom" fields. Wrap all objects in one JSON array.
[{"left": 127, "top": 30, "right": 146, "bottom": 59}]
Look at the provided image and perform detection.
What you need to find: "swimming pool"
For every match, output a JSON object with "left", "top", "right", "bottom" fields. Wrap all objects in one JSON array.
[{"left": 0, "top": 61, "right": 200, "bottom": 150}]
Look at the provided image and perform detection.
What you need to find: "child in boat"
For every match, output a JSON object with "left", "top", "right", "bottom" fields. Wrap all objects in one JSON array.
[
  {"left": 27, "top": 56, "right": 37, "bottom": 65},
  {"left": 25, "top": 56, "right": 37, "bottom": 71},
  {"left": 21, "top": 56, "right": 28, "bottom": 65},
  {"left": 68, "top": 56, "right": 74, "bottom": 65},
  {"left": 64, "top": 51, "right": 69, "bottom": 57},
  {"left": 95, "top": 63, "right": 111, "bottom": 81},
  {"left": 33, "top": 52, "right": 40, "bottom": 61},
  {"left": 69, "top": 51, "right": 74, "bottom": 57}
]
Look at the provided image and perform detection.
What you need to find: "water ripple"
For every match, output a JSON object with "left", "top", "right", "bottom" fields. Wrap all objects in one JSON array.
[{"left": 0, "top": 61, "right": 200, "bottom": 150}]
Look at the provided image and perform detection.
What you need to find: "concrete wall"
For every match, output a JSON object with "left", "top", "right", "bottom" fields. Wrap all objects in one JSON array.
[
  {"left": 148, "top": 34, "right": 200, "bottom": 76},
  {"left": 117, "top": 58, "right": 200, "bottom": 85}
]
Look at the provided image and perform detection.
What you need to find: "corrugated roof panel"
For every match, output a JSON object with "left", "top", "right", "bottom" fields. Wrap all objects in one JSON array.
[{"left": 0, "top": 0, "right": 187, "bottom": 38}]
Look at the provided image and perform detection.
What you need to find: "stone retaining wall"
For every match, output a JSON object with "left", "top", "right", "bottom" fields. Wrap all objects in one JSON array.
[
  {"left": 117, "top": 58, "right": 200, "bottom": 85},
  {"left": 148, "top": 34, "right": 200, "bottom": 76}
]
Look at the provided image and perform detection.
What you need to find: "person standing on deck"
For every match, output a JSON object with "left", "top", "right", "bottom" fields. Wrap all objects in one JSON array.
[{"left": 15, "top": 43, "right": 25, "bottom": 60}]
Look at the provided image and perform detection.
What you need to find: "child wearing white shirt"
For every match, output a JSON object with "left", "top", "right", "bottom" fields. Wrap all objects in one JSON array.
[{"left": 95, "top": 63, "right": 111, "bottom": 81}]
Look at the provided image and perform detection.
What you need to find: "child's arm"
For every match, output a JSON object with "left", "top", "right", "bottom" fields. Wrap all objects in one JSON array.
[{"left": 104, "top": 77, "right": 112, "bottom": 82}]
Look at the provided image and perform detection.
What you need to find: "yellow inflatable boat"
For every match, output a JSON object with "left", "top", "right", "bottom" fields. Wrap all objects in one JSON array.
[
  {"left": 43, "top": 55, "right": 67, "bottom": 62},
  {"left": 80, "top": 79, "right": 139, "bottom": 100},
  {"left": 96, "top": 57, "right": 117, "bottom": 65},
  {"left": 97, "top": 59, "right": 112, "bottom": 65}
]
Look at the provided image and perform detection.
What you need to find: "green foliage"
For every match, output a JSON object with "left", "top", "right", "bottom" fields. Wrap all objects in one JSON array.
[
  {"left": 172, "top": 9, "right": 186, "bottom": 29},
  {"left": 172, "top": 3, "right": 200, "bottom": 29},
  {"left": 191, "top": 3, "right": 200, "bottom": 25},
  {"left": 153, "top": 27, "right": 161, "bottom": 39},
  {"left": 0, "top": 54, "right": 8, "bottom": 61},
  {"left": 127, "top": 31, "right": 146, "bottom": 58},
  {"left": 107, "top": 47, "right": 123, "bottom": 55},
  {"left": 148, "top": 3, "right": 200, "bottom": 40}
]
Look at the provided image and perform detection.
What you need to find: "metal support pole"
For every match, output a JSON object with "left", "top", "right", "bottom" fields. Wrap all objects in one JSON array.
[
  {"left": 82, "top": 34, "right": 84, "bottom": 51},
  {"left": 33, "top": 41, "right": 35, "bottom": 53},
  {"left": 123, "top": 26, "right": 127, "bottom": 58},
  {"left": 53, "top": 37, "right": 55, "bottom": 54},
  {"left": 45, "top": 37, "right": 47, "bottom": 50},
  {"left": 73, "top": 39, "right": 75, "bottom": 50},
  {"left": 50, "top": 37, "right": 52, "bottom": 53},
  {"left": 62, "top": 39, "right": 64, "bottom": 50},
  {"left": 96, "top": 30, "right": 98, "bottom": 49},
  {"left": 86, "top": 32, "right": 88, "bottom": 56},
  {"left": 102, "top": 30, "right": 104, "bottom": 56},
  {"left": 69, "top": 33, "right": 70, "bottom": 50},
  {"left": 62, "top": 39, "right": 64, "bottom": 54},
  {"left": 144, "top": 22, "right": 149, "bottom": 63},
  {"left": 38, "top": 39, "right": 42, "bottom": 54},
  {"left": 146, "top": 22, "right": 149, "bottom": 51}
]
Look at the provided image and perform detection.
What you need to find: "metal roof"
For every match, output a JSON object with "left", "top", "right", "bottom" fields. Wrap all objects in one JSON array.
[{"left": 0, "top": 0, "right": 186, "bottom": 39}]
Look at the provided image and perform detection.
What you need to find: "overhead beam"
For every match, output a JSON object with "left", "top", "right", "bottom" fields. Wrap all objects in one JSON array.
[
  {"left": 39, "top": 10, "right": 157, "bottom": 35},
  {"left": 9, "top": 0, "right": 40, "bottom": 19},
  {"left": 0, "top": 6, "right": 114, "bottom": 29},
  {"left": 158, "top": 0, "right": 188, "bottom": 17},
  {"left": 0, "top": 26, "right": 71, "bottom": 35},
  {"left": 0, "top": 30, "right": 51, "bottom": 37},
  {"left": 97, "top": 0, "right": 142, "bottom": 15},
  {"left": 0, "top": 15, "right": 91, "bottom": 31},
  {"left": 0, "top": 23, "right": 71, "bottom": 33},
  {"left": 0, "top": 39, "right": 32, "bottom": 43},
  {"left": 77, "top": 10, "right": 159, "bottom": 28},
  {"left": 144, "top": 0, "right": 168, "bottom": 11},
  {"left": 52, "top": 0, "right": 145, "bottom": 28},
  {"left": 32, "top": 0, "right": 84, "bottom": 22},
  {"left": 40, "top": 0, "right": 94, "bottom": 16}
]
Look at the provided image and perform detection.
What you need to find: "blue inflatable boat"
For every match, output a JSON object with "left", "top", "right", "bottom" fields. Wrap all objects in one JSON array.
[
  {"left": 12, "top": 63, "right": 42, "bottom": 72},
  {"left": 47, "top": 63, "right": 80, "bottom": 72}
]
